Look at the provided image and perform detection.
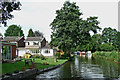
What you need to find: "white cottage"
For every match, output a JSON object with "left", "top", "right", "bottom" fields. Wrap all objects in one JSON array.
[
  {"left": 18, "top": 37, "right": 46, "bottom": 56},
  {"left": 41, "top": 44, "right": 57, "bottom": 57}
]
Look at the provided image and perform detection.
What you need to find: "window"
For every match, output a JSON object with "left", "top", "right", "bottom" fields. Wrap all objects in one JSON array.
[
  {"left": 2, "top": 46, "right": 11, "bottom": 59},
  {"left": 28, "top": 42, "right": 29, "bottom": 45},
  {"left": 44, "top": 49, "right": 50, "bottom": 53},
  {"left": 33, "top": 42, "right": 39, "bottom": 45}
]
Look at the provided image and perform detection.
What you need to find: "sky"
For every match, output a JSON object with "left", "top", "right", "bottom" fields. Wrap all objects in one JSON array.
[{"left": 0, "top": 0, "right": 119, "bottom": 42}]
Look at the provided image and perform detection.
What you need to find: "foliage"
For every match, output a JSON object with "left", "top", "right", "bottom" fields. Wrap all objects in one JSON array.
[
  {"left": 34, "top": 30, "right": 43, "bottom": 37},
  {"left": 27, "top": 28, "right": 35, "bottom": 37},
  {"left": 102, "top": 27, "right": 117, "bottom": 44},
  {"left": 0, "top": 0, "right": 21, "bottom": 26},
  {"left": 56, "top": 52, "right": 61, "bottom": 58},
  {"left": 115, "top": 31, "right": 120, "bottom": 50},
  {"left": 50, "top": 1, "right": 101, "bottom": 55},
  {"left": 4, "top": 25, "right": 24, "bottom": 37},
  {"left": 50, "top": 1, "right": 82, "bottom": 54},
  {"left": 34, "top": 55, "right": 41, "bottom": 58},
  {"left": 91, "top": 34, "right": 102, "bottom": 51},
  {"left": 100, "top": 43, "right": 115, "bottom": 51},
  {"left": 41, "top": 55, "right": 46, "bottom": 60},
  {"left": 93, "top": 51, "right": 118, "bottom": 62},
  {"left": 102, "top": 27, "right": 118, "bottom": 50},
  {"left": 33, "top": 54, "right": 46, "bottom": 60}
]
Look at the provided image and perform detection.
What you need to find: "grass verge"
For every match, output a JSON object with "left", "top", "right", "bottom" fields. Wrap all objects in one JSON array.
[{"left": 93, "top": 51, "right": 119, "bottom": 63}]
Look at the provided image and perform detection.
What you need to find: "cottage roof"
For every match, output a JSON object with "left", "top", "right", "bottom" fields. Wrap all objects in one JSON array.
[
  {"left": 2, "top": 36, "right": 23, "bottom": 42},
  {"left": 42, "top": 43, "right": 51, "bottom": 49},
  {"left": 24, "top": 37, "right": 43, "bottom": 41}
]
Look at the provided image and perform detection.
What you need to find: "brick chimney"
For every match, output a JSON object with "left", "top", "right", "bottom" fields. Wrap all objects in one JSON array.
[
  {"left": 19, "top": 32, "right": 20, "bottom": 37},
  {"left": 41, "top": 32, "right": 42, "bottom": 38}
]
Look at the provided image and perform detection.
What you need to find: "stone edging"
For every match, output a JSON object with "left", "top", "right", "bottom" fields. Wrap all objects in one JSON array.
[
  {"left": 2, "top": 68, "right": 37, "bottom": 80},
  {"left": 2, "top": 60, "right": 69, "bottom": 80}
]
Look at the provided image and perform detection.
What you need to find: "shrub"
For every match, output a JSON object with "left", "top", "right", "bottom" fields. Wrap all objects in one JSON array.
[
  {"left": 93, "top": 51, "right": 118, "bottom": 62},
  {"left": 100, "top": 43, "right": 115, "bottom": 51},
  {"left": 40, "top": 55, "right": 46, "bottom": 60},
  {"left": 56, "top": 52, "right": 61, "bottom": 58},
  {"left": 34, "top": 55, "right": 40, "bottom": 58}
]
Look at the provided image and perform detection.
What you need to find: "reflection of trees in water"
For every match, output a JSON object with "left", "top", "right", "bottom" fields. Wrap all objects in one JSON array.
[{"left": 93, "top": 56, "right": 119, "bottom": 78}]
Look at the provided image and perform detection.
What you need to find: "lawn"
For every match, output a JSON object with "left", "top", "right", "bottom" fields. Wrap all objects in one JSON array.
[
  {"left": 2, "top": 60, "right": 30, "bottom": 74},
  {"left": 35, "top": 57, "right": 67, "bottom": 69},
  {"left": 2, "top": 57, "right": 67, "bottom": 74}
]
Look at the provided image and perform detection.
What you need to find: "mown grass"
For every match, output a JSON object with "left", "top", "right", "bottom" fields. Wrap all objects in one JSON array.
[
  {"left": 2, "top": 60, "right": 29, "bottom": 74},
  {"left": 35, "top": 58, "right": 67, "bottom": 69},
  {"left": 2, "top": 57, "right": 67, "bottom": 74},
  {"left": 93, "top": 51, "right": 119, "bottom": 62}
]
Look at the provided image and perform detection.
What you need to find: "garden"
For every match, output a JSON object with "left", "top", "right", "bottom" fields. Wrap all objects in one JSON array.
[{"left": 2, "top": 54, "right": 68, "bottom": 75}]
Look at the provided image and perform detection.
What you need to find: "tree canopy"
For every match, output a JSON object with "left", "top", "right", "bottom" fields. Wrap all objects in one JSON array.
[
  {"left": 102, "top": 27, "right": 117, "bottom": 44},
  {"left": 50, "top": 1, "right": 101, "bottom": 55},
  {"left": 34, "top": 30, "right": 43, "bottom": 37},
  {"left": 4, "top": 25, "right": 24, "bottom": 37},
  {"left": 0, "top": 0, "right": 21, "bottom": 27},
  {"left": 91, "top": 34, "right": 102, "bottom": 51},
  {"left": 27, "top": 28, "right": 35, "bottom": 37}
]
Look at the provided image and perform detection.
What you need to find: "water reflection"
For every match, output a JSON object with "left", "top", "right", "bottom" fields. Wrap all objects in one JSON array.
[{"left": 36, "top": 56, "right": 120, "bottom": 79}]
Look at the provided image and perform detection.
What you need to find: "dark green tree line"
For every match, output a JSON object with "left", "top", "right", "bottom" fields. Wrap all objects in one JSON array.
[
  {"left": 4, "top": 25, "right": 24, "bottom": 37},
  {"left": 27, "top": 28, "right": 35, "bottom": 37}
]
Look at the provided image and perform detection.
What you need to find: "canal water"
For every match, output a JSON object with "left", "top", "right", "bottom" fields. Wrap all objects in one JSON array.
[{"left": 36, "top": 56, "right": 120, "bottom": 80}]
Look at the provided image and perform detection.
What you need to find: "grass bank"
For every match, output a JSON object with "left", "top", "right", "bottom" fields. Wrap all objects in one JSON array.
[
  {"left": 2, "top": 57, "right": 67, "bottom": 74},
  {"left": 93, "top": 51, "right": 119, "bottom": 63}
]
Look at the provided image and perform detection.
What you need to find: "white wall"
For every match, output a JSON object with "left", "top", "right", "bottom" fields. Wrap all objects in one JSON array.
[
  {"left": 41, "top": 49, "right": 54, "bottom": 57},
  {"left": 18, "top": 48, "right": 54, "bottom": 57},
  {"left": 18, "top": 49, "right": 27, "bottom": 57}
]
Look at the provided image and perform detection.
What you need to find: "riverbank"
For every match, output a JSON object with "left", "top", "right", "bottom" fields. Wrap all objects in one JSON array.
[
  {"left": 2, "top": 59, "right": 69, "bottom": 80},
  {"left": 93, "top": 51, "right": 119, "bottom": 63},
  {"left": 35, "top": 56, "right": 120, "bottom": 79},
  {"left": 2, "top": 57, "right": 67, "bottom": 75}
]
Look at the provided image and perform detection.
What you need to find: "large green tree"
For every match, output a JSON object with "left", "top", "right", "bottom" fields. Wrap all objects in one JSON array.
[
  {"left": 102, "top": 27, "right": 118, "bottom": 50},
  {"left": 76, "top": 17, "right": 101, "bottom": 51},
  {"left": 115, "top": 31, "right": 120, "bottom": 51},
  {"left": 91, "top": 34, "right": 102, "bottom": 51},
  {"left": 50, "top": 1, "right": 83, "bottom": 55},
  {"left": 4, "top": 25, "right": 24, "bottom": 37},
  {"left": 27, "top": 28, "right": 35, "bottom": 37},
  {"left": 50, "top": 1, "right": 101, "bottom": 55},
  {"left": 102, "top": 27, "right": 117, "bottom": 44},
  {"left": 0, "top": 0, "right": 21, "bottom": 27}
]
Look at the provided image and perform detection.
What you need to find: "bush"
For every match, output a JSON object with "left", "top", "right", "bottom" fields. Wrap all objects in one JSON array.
[
  {"left": 56, "top": 52, "right": 61, "bottom": 58},
  {"left": 100, "top": 43, "right": 115, "bottom": 51},
  {"left": 33, "top": 54, "right": 46, "bottom": 60},
  {"left": 93, "top": 51, "right": 118, "bottom": 62},
  {"left": 34, "top": 55, "right": 40, "bottom": 58}
]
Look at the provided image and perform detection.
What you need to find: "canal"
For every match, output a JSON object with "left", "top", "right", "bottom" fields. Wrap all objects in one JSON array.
[{"left": 36, "top": 56, "right": 120, "bottom": 79}]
